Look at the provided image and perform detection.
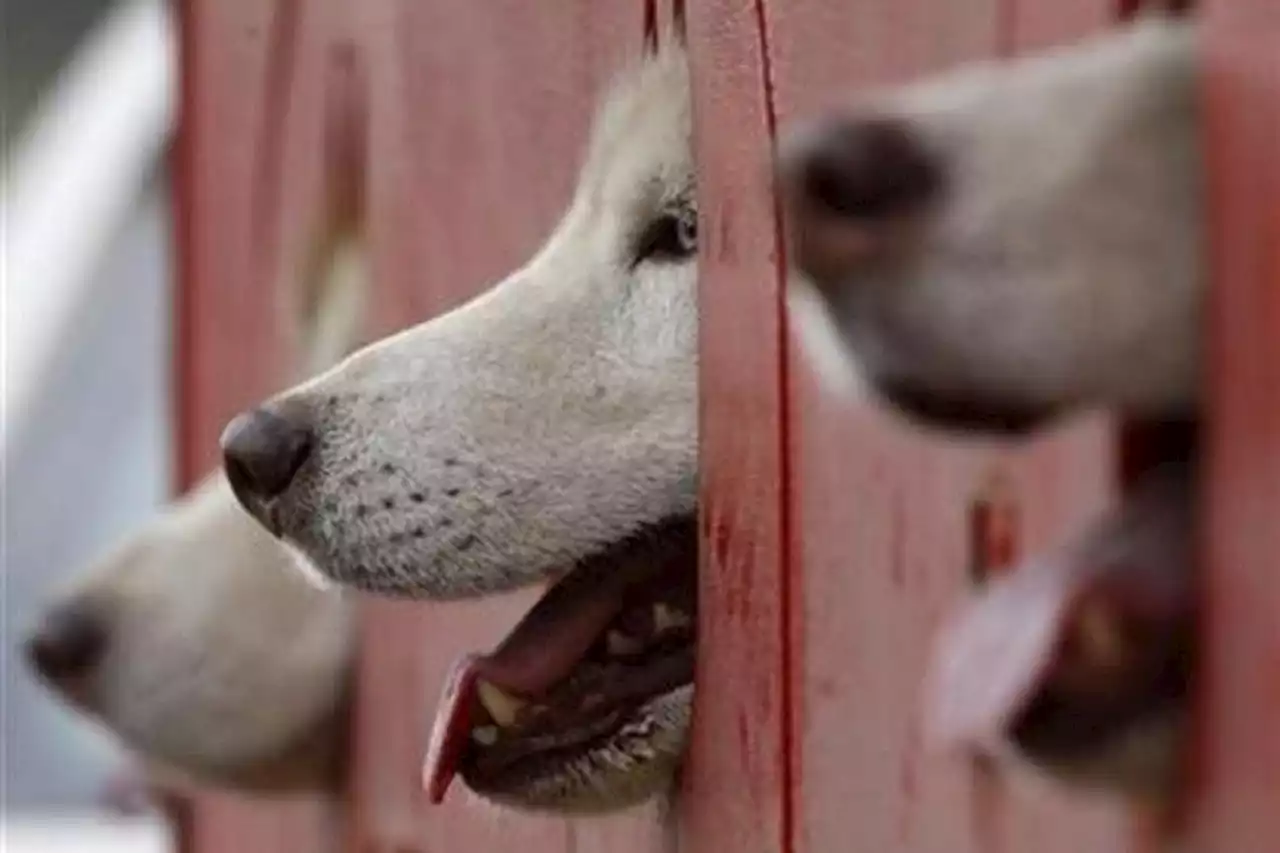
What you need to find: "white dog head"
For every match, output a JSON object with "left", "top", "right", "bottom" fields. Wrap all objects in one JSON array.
[
  {"left": 778, "top": 17, "right": 1202, "bottom": 434},
  {"left": 26, "top": 195, "right": 369, "bottom": 796},
  {"left": 25, "top": 474, "right": 356, "bottom": 794},
  {"left": 221, "top": 47, "right": 698, "bottom": 813}
]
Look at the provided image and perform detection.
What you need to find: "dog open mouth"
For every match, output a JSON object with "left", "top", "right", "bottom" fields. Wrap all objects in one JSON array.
[{"left": 423, "top": 517, "right": 698, "bottom": 809}]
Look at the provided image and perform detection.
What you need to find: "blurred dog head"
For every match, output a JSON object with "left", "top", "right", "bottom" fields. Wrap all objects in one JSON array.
[
  {"left": 779, "top": 17, "right": 1202, "bottom": 434},
  {"left": 26, "top": 473, "right": 357, "bottom": 793}
]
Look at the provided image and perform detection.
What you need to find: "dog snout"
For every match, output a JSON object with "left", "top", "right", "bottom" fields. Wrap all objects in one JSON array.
[
  {"left": 220, "top": 404, "right": 313, "bottom": 517},
  {"left": 778, "top": 115, "right": 942, "bottom": 284},
  {"left": 25, "top": 603, "right": 107, "bottom": 684}
]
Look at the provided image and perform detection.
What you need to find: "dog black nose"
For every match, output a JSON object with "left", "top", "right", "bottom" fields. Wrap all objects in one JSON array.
[
  {"left": 782, "top": 115, "right": 942, "bottom": 221},
  {"left": 25, "top": 604, "right": 107, "bottom": 683},
  {"left": 778, "top": 115, "right": 943, "bottom": 284},
  {"left": 220, "top": 406, "right": 313, "bottom": 505}
]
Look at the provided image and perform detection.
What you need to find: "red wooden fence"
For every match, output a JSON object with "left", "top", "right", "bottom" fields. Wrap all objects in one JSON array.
[
  {"left": 172, "top": 1, "right": 1277, "bottom": 851},
  {"left": 1186, "top": 2, "right": 1280, "bottom": 851}
]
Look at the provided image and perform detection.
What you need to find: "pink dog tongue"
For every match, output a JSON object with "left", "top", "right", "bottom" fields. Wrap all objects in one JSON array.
[
  {"left": 923, "top": 559, "right": 1080, "bottom": 752},
  {"left": 423, "top": 654, "right": 482, "bottom": 803},
  {"left": 423, "top": 562, "right": 650, "bottom": 803}
]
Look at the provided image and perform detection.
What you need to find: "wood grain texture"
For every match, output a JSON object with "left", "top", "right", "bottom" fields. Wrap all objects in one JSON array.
[
  {"left": 1186, "top": 1, "right": 1280, "bottom": 849},
  {"left": 175, "top": 0, "right": 351, "bottom": 849},
  {"left": 680, "top": 3, "right": 791, "bottom": 853}
]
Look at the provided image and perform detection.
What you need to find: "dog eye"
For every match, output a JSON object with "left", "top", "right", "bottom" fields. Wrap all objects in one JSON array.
[{"left": 635, "top": 209, "right": 697, "bottom": 265}]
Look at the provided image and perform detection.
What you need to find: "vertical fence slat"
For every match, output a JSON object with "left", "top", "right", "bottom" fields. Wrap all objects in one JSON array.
[
  {"left": 1191, "top": 1, "right": 1280, "bottom": 849},
  {"left": 681, "top": 4, "right": 791, "bottom": 853},
  {"left": 175, "top": 0, "right": 350, "bottom": 849}
]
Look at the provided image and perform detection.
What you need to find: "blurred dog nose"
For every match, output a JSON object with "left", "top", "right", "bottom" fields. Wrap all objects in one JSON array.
[
  {"left": 220, "top": 405, "right": 313, "bottom": 506},
  {"left": 26, "top": 604, "right": 107, "bottom": 682},
  {"left": 778, "top": 115, "right": 943, "bottom": 283},
  {"left": 781, "top": 115, "right": 941, "bottom": 221}
]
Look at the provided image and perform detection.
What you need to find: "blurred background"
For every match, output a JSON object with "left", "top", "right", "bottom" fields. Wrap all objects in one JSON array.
[{"left": 5, "top": 0, "right": 175, "bottom": 848}]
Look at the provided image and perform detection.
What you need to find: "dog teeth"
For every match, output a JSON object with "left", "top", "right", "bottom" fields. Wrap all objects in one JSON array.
[
  {"left": 476, "top": 680, "right": 527, "bottom": 728},
  {"left": 607, "top": 630, "right": 645, "bottom": 657},
  {"left": 471, "top": 725, "right": 499, "bottom": 746},
  {"left": 1077, "top": 600, "right": 1127, "bottom": 672},
  {"left": 652, "top": 603, "right": 691, "bottom": 633}
]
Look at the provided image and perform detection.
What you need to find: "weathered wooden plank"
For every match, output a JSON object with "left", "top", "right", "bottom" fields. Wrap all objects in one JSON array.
[
  {"left": 175, "top": 0, "right": 351, "bottom": 849},
  {"left": 680, "top": 3, "right": 791, "bottom": 853},
  {"left": 1187, "top": 1, "right": 1280, "bottom": 849}
]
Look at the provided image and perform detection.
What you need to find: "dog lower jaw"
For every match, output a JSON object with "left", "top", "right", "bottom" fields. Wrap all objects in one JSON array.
[
  {"left": 461, "top": 684, "right": 693, "bottom": 814},
  {"left": 877, "top": 377, "right": 1063, "bottom": 436},
  {"left": 1014, "top": 703, "right": 1186, "bottom": 801},
  {"left": 424, "top": 518, "right": 699, "bottom": 813}
]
